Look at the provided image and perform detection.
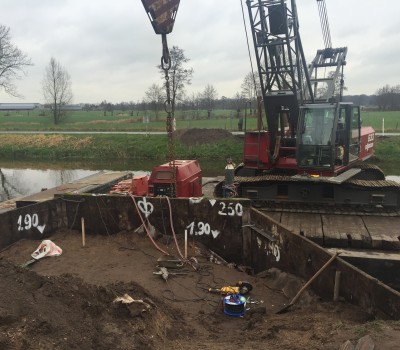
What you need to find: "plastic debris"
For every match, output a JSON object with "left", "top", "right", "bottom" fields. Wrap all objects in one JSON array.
[{"left": 31, "top": 240, "right": 62, "bottom": 260}]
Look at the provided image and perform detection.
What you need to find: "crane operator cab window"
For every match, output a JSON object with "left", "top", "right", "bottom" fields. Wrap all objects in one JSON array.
[{"left": 297, "top": 106, "right": 335, "bottom": 169}]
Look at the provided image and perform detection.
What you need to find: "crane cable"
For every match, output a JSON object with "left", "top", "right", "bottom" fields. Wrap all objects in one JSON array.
[
  {"left": 240, "top": 0, "right": 258, "bottom": 101},
  {"left": 317, "top": 0, "right": 332, "bottom": 49},
  {"left": 161, "top": 34, "right": 177, "bottom": 198}
]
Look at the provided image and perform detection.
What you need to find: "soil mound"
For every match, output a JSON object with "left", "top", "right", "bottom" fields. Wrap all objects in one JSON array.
[
  {"left": 1, "top": 231, "right": 400, "bottom": 350},
  {"left": 173, "top": 128, "right": 233, "bottom": 146},
  {"left": 0, "top": 258, "right": 190, "bottom": 350}
]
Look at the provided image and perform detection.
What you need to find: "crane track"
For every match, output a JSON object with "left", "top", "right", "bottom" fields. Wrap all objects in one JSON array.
[
  {"left": 257, "top": 202, "right": 400, "bottom": 216},
  {"left": 215, "top": 166, "right": 400, "bottom": 216},
  {"left": 234, "top": 175, "right": 400, "bottom": 189}
]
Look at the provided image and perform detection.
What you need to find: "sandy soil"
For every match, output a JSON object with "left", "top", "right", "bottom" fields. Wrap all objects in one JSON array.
[{"left": 1, "top": 230, "right": 400, "bottom": 349}]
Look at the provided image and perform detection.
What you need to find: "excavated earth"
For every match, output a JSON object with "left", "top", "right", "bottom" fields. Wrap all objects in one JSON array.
[{"left": 1, "top": 229, "right": 400, "bottom": 350}]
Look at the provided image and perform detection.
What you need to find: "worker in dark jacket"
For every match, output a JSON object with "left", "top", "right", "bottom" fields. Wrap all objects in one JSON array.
[{"left": 224, "top": 158, "right": 236, "bottom": 197}]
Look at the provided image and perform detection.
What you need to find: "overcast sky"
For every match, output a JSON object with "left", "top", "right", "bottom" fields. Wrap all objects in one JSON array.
[{"left": 1, "top": 0, "right": 399, "bottom": 104}]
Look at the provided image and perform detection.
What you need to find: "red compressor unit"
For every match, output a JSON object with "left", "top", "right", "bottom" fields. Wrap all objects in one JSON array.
[{"left": 148, "top": 160, "right": 202, "bottom": 198}]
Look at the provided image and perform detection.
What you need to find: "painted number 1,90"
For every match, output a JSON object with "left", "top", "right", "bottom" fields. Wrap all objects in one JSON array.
[{"left": 17, "top": 214, "right": 39, "bottom": 231}]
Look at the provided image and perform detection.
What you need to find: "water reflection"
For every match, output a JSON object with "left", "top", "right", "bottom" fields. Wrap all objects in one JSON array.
[
  {"left": 0, "top": 158, "right": 228, "bottom": 202},
  {"left": 387, "top": 176, "right": 400, "bottom": 183},
  {"left": 0, "top": 168, "right": 99, "bottom": 202}
]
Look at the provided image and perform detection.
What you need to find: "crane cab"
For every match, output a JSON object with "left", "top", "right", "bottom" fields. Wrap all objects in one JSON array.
[{"left": 296, "top": 103, "right": 372, "bottom": 176}]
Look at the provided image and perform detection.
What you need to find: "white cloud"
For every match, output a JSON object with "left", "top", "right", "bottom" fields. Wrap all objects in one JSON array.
[{"left": 1, "top": 0, "right": 399, "bottom": 103}]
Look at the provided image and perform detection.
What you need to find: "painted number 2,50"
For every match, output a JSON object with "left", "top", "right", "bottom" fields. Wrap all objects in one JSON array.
[{"left": 218, "top": 202, "right": 243, "bottom": 217}]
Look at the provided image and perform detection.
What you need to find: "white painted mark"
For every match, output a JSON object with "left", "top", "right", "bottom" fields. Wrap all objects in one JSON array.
[
  {"left": 186, "top": 221, "right": 220, "bottom": 239},
  {"left": 37, "top": 225, "right": 46, "bottom": 234},
  {"left": 189, "top": 197, "right": 203, "bottom": 204},
  {"left": 218, "top": 202, "right": 243, "bottom": 217},
  {"left": 211, "top": 230, "right": 220, "bottom": 239},
  {"left": 17, "top": 213, "right": 46, "bottom": 234},
  {"left": 137, "top": 197, "right": 154, "bottom": 218},
  {"left": 209, "top": 199, "right": 217, "bottom": 207}
]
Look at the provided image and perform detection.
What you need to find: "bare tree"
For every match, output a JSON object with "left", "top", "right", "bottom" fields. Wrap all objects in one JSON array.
[
  {"left": 376, "top": 84, "right": 400, "bottom": 111},
  {"left": 0, "top": 24, "right": 32, "bottom": 97},
  {"left": 145, "top": 83, "right": 164, "bottom": 120},
  {"left": 202, "top": 84, "right": 218, "bottom": 119},
  {"left": 159, "top": 46, "right": 193, "bottom": 110},
  {"left": 42, "top": 57, "right": 73, "bottom": 124},
  {"left": 241, "top": 71, "right": 259, "bottom": 101}
]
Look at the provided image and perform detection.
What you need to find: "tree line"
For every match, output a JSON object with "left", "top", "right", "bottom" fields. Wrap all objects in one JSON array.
[{"left": 2, "top": 23, "right": 399, "bottom": 128}]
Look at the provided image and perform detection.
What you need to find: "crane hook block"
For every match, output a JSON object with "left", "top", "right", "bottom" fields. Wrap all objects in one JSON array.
[{"left": 141, "top": 0, "right": 180, "bottom": 35}]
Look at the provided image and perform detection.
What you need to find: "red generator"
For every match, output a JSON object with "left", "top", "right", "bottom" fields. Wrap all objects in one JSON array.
[{"left": 148, "top": 160, "right": 202, "bottom": 198}]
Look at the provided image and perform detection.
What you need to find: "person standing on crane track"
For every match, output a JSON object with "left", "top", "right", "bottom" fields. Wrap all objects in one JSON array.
[{"left": 223, "top": 158, "right": 236, "bottom": 197}]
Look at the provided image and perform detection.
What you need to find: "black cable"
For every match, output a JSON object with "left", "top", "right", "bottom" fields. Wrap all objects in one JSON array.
[
  {"left": 95, "top": 196, "right": 112, "bottom": 236},
  {"left": 240, "top": 0, "right": 258, "bottom": 98},
  {"left": 60, "top": 197, "right": 85, "bottom": 230}
]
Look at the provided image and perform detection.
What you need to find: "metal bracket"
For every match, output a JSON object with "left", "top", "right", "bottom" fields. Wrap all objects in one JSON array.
[
  {"left": 141, "top": 0, "right": 180, "bottom": 35},
  {"left": 243, "top": 224, "right": 277, "bottom": 242}
]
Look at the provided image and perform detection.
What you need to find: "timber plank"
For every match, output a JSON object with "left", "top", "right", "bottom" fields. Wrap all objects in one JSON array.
[
  {"left": 262, "top": 211, "right": 282, "bottom": 224},
  {"left": 321, "top": 215, "right": 371, "bottom": 249},
  {"left": 362, "top": 216, "right": 400, "bottom": 251},
  {"left": 15, "top": 171, "right": 131, "bottom": 208},
  {"left": 280, "top": 213, "right": 324, "bottom": 245}
]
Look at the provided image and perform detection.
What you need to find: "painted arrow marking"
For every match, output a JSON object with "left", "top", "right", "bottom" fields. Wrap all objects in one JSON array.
[
  {"left": 209, "top": 199, "right": 216, "bottom": 207},
  {"left": 37, "top": 225, "right": 46, "bottom": 234},
  {"left": 211, "top": 230, "right": 220, "bottom": 239}
]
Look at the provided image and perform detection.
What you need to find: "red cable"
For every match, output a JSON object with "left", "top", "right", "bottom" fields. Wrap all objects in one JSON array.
[
  {"left": 130, "top": 194, "right": 169, "bottom": 256},
  {"left": 165, "top": 196, "right": 184, "bottom": 259}
]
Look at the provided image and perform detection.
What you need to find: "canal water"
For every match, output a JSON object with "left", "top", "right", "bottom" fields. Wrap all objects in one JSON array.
[
  {"left": 1, "top": 160, "right": 399, "bottom": 202},
  {"left": 0, "top": 159, "right": 226, "bottom": 202}
]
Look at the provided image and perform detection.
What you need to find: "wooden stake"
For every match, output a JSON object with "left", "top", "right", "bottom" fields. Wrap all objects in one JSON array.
[
  {"left": 184, "top": 229, "right": 188, "bottom": 259},
  {"left": 333, "top": 270, "right": 341, "bottom": 301},
  {"left": 81, "top": 217, "right": 86, "bottom": 247},
  {"left": 276, "top": 251, "right": 340, "bottom": 314}
]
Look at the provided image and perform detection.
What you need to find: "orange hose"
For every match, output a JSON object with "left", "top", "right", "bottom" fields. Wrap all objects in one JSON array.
[{"left": 130, "top": 194, "right": 169, "bottom": 256}]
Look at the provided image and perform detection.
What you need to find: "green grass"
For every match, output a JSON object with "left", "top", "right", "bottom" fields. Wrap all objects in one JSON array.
[
  {"left": 0, "top": 133, "right": 244, "bottom": 162},
  {"left": 2, "top": 109, "right": 398, "bottom": 132},
  {"left": 372, "top": 136, "right": 400, "bottom": 174},
  {"left": 0, "top": 109, "right": 399, "bottom": 173},
  {"left": 0, "top": 109, "right": 257, "bottom": 131},
  {"left": 362, "top": 111, "right": 400, "bottom": 132}
]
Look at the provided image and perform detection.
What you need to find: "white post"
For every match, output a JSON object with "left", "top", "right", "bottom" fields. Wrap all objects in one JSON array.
[{"left": 382, "top": 117, "right": 385, "bottom": 136}]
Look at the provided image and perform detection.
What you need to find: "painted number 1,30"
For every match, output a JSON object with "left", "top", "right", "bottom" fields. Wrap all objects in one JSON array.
[{"left": 185, "top": 221, "right": 220, "bottom": 239}]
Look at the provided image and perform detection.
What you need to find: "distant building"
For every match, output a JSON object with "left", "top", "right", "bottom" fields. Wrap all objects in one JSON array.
[
  {"left": 60, "top": 104, "right": 83, "bottom": 111},
  {"left": 0, "top": 103, "right": 83, "bottom": 112},
  {"left": 0, "top": 103, "right": 43, "bottom": 110}
]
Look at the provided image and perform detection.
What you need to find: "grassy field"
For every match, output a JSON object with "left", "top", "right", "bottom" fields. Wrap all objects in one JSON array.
[
  {"left": 0, "top": 109, "right": 399, "bottom": 173},
  {"left": 0, "top": 133, "right": 243, "bottom": 162},
  {"left": 0, "top": 109, "right": 399, "bottom": 132},
  {"left": 0, "top": 109, "right": 256, "bottom": 131},
  {"left": 0, "top": 132, "right": 398, "bottom": 173},
  {"left": 362, "top": 111, "right": 400, "bottom": 133}
]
